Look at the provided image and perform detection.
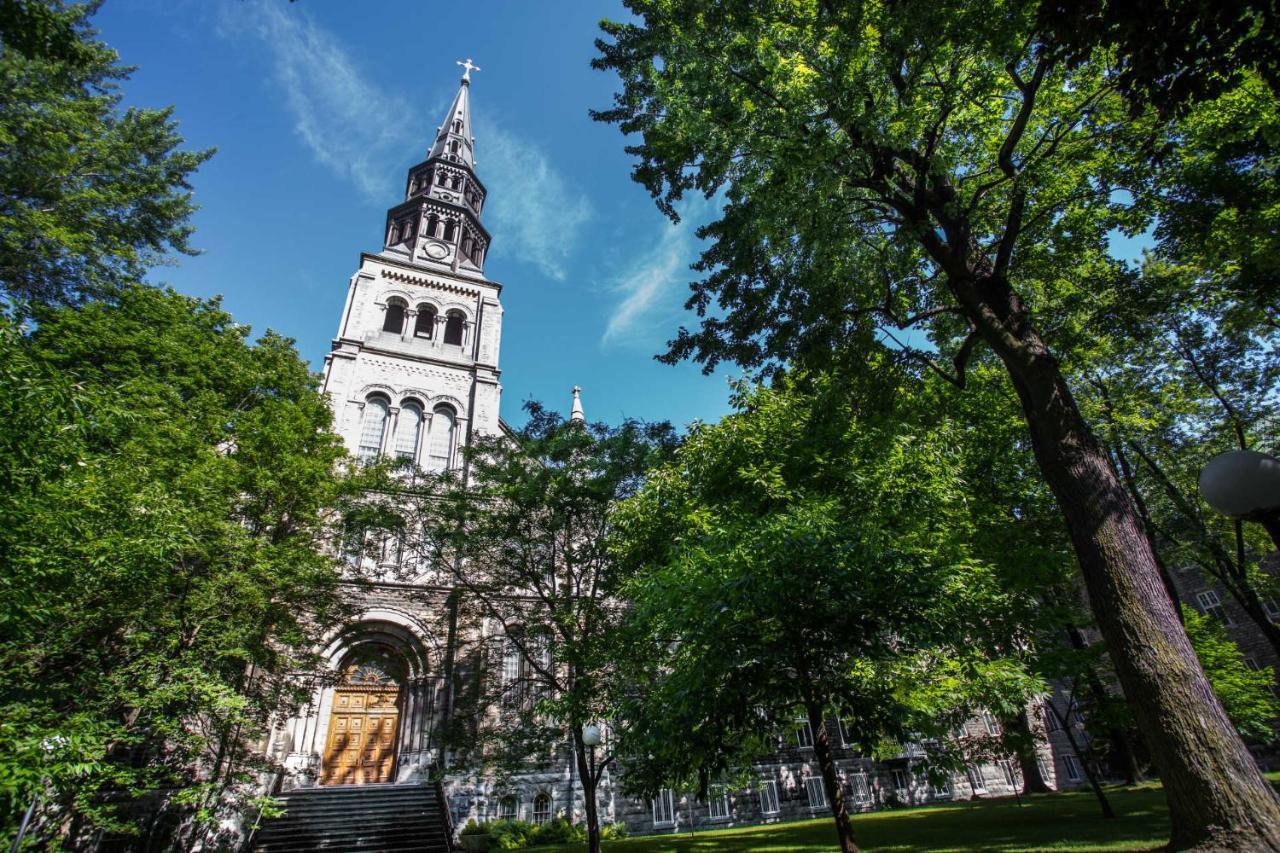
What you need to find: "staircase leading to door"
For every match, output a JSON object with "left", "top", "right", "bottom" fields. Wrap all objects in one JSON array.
[{"left": 251, "top": 783, "right": 453, "bottom": 852}]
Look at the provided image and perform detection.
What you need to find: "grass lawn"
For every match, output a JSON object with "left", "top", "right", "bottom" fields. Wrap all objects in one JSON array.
[{"left": 530, "top": 783, "right": 1177, "bottom": 852}]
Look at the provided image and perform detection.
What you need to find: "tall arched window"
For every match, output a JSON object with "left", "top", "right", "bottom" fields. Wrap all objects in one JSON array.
[
  {"left": 427, "top": 405, "right": 456, "bottom": 472},
  {"left": 382, "top": 299, "right": 406, "bottom": 334},
  {"left": 498, "top": 797, "right": 517, "bottom": 822},
  {"left": 426, "top": 214, "right": 439, "bottom": 238},
  {"left": 451, "top": 174, "right": 463, "bottom": 190},
  {"left": 444, "top": 311, "right": 465, "bottom": 346},
  {"left": 395, "top": 401, "right": 423, "bottom": 464},
  {"left": 401, "top": 218, "right": 415, "bottom": 242},
  {"left": 532, "top": 794, "right": 551, "bottom": 825},
  {"left": 414, "top": 305, "right": 436, "bottom": 339},
  {"left": 358, "top": 396, "right": 390, "bottom": 462},
  {"left": 443, "top": 220, "right": 457, "bottom": 242}
]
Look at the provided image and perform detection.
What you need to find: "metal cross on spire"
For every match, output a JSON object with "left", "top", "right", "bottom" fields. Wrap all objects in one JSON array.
[{"left": 457, "top": 58, "right": 481, "bottom": 82}]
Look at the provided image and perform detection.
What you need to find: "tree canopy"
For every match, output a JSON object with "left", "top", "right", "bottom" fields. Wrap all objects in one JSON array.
[
  {"left": 593, "top": 1, "right": 1280, "bottom": 845},
  {"left": 0, "top": 286, "right": 361, "bottom": 848},
  {"left": 400, "top": 402, "right": 676, "bottom": 853},
  {"left": 0, "top": 0, "right": 210, "bottom": 307},
  {"left": 611, "top": 369, "right": 1040, "bottom": 852}
]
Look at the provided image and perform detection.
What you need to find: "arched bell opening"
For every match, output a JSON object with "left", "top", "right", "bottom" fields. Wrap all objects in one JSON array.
[{"left": 320, "top": 642, "right": 407, "bottom": 786}]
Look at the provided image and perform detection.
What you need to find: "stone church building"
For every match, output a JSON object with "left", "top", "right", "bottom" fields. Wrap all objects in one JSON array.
[{"left": 258, "top": 66, "right": 1095, "bottom": 843}]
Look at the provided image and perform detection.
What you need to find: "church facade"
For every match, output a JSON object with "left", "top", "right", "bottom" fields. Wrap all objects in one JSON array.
[{"left": 262, "top": 67, "right": 1089, "bottom": 838}]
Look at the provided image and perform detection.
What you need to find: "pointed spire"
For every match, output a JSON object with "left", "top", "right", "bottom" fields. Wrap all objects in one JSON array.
[
  {"left": 427, "top": 60, "right": 478, "bottom": 170},
  {"left": 570, "top": 386, "right": 585, "bottom": 424}
]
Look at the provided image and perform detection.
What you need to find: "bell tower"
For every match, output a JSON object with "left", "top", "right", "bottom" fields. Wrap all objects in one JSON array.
[{"left": 321, "top": 62, "right": 503, "bottom": 470}]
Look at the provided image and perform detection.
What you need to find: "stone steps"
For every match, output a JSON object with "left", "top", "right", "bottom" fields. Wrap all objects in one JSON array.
[{"left": 252, "top": 784, "right": 452, "bottom": 852}]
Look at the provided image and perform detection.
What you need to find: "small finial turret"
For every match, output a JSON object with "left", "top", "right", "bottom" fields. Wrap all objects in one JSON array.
[{"left": 570, "top": 386, "right": 585, "bottom": 424}]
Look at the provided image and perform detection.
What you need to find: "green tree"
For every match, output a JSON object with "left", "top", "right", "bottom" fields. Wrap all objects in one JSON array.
[
  {"left": 1141, "top": 77, "right": 1280, "bottom": 315},
  {"left": 1087, "top": 285, "right": 1280, "bottom": 654},
  {"left": 0, "top": 286, "right": 360, "bottom": 848},
  {"left": 593, "top": 3, "right": 1280, "bottom": 844},
  {"left": 401, "top": 403, "right": 675, "bottom": 853},
  {"left": 611, "top": 371, "right": 1039, "bottom": 853},
  {"left": 1183, "top": 606, "right": 1280, "bottom": 745},
  {"left": 1035, "top": 0, "right": 1279, "bottom": 118},
  {"left": 0, "top": 0, "right": 210, "bottom": 307}
]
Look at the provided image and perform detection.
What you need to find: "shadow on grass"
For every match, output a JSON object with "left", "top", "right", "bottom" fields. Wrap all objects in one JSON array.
[{"left": 529, "top": 783, "right": 1175, "bottom": 852}]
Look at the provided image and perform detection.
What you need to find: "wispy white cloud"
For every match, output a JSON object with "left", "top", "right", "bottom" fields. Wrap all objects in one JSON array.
[
  {"left": 602, "top": 198, "right": 713, "bottom": 348},
  {"left": 219, "top": 2, "right": 423, "bottom": 200},
  {"left": 476, "top": 120, "right": 593, "bottom": 281},
  {"left": 219, "top": 3, "right": 590, "bottom": 277}
]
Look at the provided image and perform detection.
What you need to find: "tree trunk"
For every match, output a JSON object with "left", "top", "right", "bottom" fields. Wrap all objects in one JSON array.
[
  {"left": 966, "top": 272, "right": 1280, "bottom": 850},
  {"left": 1048, "top": 699, "right": 1115, "bottom": 819},
  {"left": 572, "top": 726, "right": 602, "bottom": 853},
  {"left": 805, "top": 700, "right": 858, "bottom": 853},
  {"left": 1010, "top": 707, "right": 1051, "bottom": 794},
  {"left": 1107, "top": 434, "right": 1182, "bottom": 619},
  {"left": 1064, "top": 627, "right": 1145, "bottom": 785}
]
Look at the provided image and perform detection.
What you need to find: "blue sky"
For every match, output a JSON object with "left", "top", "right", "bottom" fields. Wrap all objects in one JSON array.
[{"left": 92, "top": 0, "right": 734, "bottom": 430}]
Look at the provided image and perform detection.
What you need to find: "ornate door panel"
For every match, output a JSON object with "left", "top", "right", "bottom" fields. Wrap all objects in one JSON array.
[{"left": 320, "top": 651, "right": 404, "bottom": 785}]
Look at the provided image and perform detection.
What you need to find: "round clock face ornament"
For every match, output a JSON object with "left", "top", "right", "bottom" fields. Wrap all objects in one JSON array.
[{"left": 424, "top": 241, "right": 450, "bottom": 260}]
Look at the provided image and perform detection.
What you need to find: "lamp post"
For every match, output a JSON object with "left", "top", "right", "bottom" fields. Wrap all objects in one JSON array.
[
  {"left": 581, "top": 723, "right": 603, "bottom": 853},
  {"left": 1199, "top": 449, "right": 1280, "bottom": 549}
]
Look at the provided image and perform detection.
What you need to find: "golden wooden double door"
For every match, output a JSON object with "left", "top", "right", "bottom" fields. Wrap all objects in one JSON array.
[{"left": 320, "top": 687, "right": 401, "bottom": 785}]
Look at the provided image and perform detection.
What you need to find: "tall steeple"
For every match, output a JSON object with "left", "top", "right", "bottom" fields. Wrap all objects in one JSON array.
[
  {"left": 380, "top": 61, "right": 491, "bottom": 278},
  {"left": 427, "top": 60, "right": 477, "bottom": 170}
]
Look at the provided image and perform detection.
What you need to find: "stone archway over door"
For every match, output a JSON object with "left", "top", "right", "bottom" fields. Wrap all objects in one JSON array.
[{"left": 321, "top": 649, "right": 404, "bottom": 785}]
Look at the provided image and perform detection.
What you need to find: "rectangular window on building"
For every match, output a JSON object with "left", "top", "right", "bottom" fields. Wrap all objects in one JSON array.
[
  {"left": 982, "top": 712, "right": 1001, "bottom": 735},
  {"left": 653, "top": 788, "right": 675, "bottom": 827},
  {"left": 1042, "top": 702, "right": 1061, "bottom": 731},
  {"left": 340, "top": 522, "right": 366, "bottom": 567},
  {"left": 379, "top": 532, "right": 404, "bottom": 566},
  {"left": 966, "top": 765, "right": 987, "bottom": 794},
  {"left": 1245, "top": 657, "right": 1262, "bottom": 671},
  {"left": 758, "top": 779, "right": 780, "bottom": 815},
  {"left": 1265, "top": 599, "right": 1280, "bottom": 623},
  {"left": 1001, "top": 760, "right": 1020, "bottom": 789},
  {"left": 804, "top": 776, "right": 827, "bottom": 809},
  {"left": 1062, "top": 754, "right": 1083, "bottom": 782},
  {"left": 708, "top": 788, "right": 730, "bottom": 821},
  {"left": 501, "top": 642, "right": 523, "bottom": 709},
  {"left": 848, "top": 772, "right": 872, "bottom": 804},
  {"left": 1196, "top": 589, "right": 1233, "bottom": 625},
  {"left": 794, "top": 718, "right": 814, "bottom": 749},
  {"left": 892, "top": 769, "right": 911, "bottom": 798},
  {"left": 532, "top": 794, "right": 551, "bottom": 825},
  {"left": 930, "top": 777, "right": 952, "bottom": 798}
]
